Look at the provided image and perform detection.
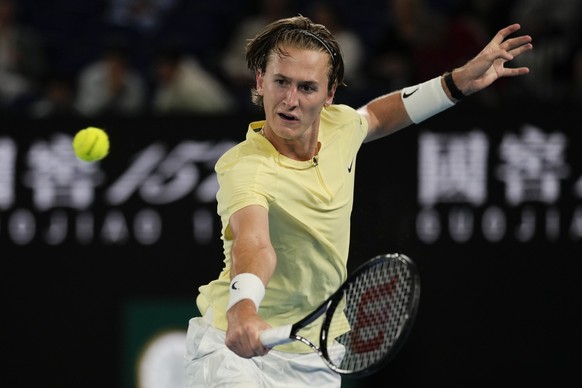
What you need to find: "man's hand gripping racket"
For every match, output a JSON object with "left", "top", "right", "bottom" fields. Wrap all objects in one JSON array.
[{"left": 260, "top": 253, "right": 421, "bottom": 377}]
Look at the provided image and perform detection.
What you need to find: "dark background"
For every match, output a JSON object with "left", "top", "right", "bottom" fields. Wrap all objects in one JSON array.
[
  {"left": 2, "top": 103, "right": 580, "bottom": 387},
  {"left": 2, "top": 0, "right": 581, "bottom": 387}
]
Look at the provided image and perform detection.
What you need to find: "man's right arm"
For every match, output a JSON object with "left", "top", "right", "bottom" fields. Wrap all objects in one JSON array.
[{"left": 224, "top": 204, "right": 277, "bottom": 358}]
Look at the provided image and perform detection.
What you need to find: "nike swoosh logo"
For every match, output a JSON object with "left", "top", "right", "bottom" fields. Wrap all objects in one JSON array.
[
  {"left": 403, "top": 88, "right": 419, "bottom": 98},
  {"left": 348, "top": 158, "right": 355, "bottom": 173},
  {"left": 231, "top": 281, "right": 239, "bottom": 290}
]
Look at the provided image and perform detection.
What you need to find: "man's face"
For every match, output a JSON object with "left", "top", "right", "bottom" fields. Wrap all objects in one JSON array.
[{"left": 256, "top": 46, "right": 335, "bottom": 141}]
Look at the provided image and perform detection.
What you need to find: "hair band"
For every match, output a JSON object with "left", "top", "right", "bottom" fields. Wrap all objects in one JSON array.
[{"left": 298, "top": 29, "right": 336, "bottom": 64}]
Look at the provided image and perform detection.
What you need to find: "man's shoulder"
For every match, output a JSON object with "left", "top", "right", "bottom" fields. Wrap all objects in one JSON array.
[
  {"left": 323, "top": 103, "right": 357, "bottom": 116},
  {"left": 322, "top": 104, "right": 362, "bottom": 123},
  {"left": 216, "top": 136, "right": 270, "bottom": 173},
  {"left": 321, "top": 104, "right": 365, "bottom": 131}
]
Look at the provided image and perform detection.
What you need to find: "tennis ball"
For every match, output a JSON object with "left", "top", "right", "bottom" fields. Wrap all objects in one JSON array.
[{"left": 72, "top": 127, "right": 110, "bottom": 162}]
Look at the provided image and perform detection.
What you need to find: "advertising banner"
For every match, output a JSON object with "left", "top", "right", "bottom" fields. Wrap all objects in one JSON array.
[{"left": 2, "top": 106, "right": 580, "bottom": 387}]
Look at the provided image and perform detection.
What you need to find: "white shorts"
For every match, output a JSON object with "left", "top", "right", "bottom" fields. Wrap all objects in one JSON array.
[{"left": 184, "top": 313, "right": 342, "bottom": 388}]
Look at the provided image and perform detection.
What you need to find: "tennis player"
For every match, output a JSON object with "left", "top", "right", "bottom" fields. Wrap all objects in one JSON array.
[{"left": 185, "top": 15, "right": 532, "bottom": 387}]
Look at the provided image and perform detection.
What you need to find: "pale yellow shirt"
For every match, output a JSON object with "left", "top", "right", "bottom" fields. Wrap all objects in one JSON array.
[{"left": 197, "top": 104, "right": 368, "bottom": 352}]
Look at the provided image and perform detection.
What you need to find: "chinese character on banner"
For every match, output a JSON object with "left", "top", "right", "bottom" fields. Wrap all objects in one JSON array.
[
  {"left": 496, "top": 125, "right": 569, "bottom": 206},
  {"left": 418, "top": 130, "right": 489, "bottom": 207},
  {"left": 22, "top": 134, "right": 105, "bottom": 211},
  {"left": 0, "top": 137, "right": 17, "bottom": 210}
]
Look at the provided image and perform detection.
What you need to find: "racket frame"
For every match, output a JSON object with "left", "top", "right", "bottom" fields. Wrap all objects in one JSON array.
[
  {"left": 260, "top": 253, "right": 421, "bottom": 377},
  {"left": 320, "top": 253, "right": 421, "bottom": 376}
]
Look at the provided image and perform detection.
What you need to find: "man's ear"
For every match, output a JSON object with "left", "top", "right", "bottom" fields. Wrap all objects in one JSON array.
[
  {"left": 324, "top": 85, "right": 336, "bottom": 107},
  {"left": 256, "top": 70, "right": 264, "bottom": 95}
]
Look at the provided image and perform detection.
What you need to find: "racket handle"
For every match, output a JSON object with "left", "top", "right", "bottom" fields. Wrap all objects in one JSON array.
[{"left": 259, "top": 324, "right": 293, "bottom": 348}]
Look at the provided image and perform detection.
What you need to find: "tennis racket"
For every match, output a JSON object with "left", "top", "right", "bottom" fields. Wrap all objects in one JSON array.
[{"left": 260, "top": 253, "right": 421, "bottom": 377}]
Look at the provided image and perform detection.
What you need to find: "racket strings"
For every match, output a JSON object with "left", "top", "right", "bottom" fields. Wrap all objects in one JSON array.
[{"left": 325, "top": 257, "right": 415, "bottom": 373}]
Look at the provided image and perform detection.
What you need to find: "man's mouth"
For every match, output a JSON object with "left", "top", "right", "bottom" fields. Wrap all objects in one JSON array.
[{"left": 278, "top": 112, "right": 297, "bottom": 121}]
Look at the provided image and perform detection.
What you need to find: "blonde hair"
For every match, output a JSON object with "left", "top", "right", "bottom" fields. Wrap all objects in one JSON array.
[{"left": 245, "top": 15, "right": 345, "bottom": 107}]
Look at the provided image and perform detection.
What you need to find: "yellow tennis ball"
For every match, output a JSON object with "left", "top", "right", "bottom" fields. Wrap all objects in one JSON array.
[{"left": 72, "top": 127, "right": 110, "bottom": 162}]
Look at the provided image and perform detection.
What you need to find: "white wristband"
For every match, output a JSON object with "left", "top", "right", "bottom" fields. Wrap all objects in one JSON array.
[
  {"left": 401, "top": 76, "right": 455, "bottom": 124},
  {"left": 227, "top": 273, "right": 265, "bottom": 312}
]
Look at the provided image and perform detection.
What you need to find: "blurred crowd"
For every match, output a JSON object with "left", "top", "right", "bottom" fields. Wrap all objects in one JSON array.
[{"left": 1, "top": 0, "right": 581, "bottom": 119}]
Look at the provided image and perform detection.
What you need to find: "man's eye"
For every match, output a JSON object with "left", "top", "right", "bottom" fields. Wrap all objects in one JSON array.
[{"left": 300, "top": 85, "right": 316, "bottom": 92}]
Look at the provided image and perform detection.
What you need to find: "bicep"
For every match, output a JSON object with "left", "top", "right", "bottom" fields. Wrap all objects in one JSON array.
[
  {"left": 228, "top": 204, "right": 276, "bottom": 282},
  {"left": 229, "top": 204, "right": 270, "bottom": 245},
  {"left": 358, "top": 91, "right": 413, "bottom": 142}
]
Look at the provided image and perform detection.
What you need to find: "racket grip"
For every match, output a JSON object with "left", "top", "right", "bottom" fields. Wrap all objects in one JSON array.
[{"left": 259, "top": 324, "right": 293, "bottom": 348}]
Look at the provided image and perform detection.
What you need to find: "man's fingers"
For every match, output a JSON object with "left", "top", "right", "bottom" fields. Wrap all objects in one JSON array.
[
  {"left": 507, "top": 41, "right": 533, "bottom": 58},
  {"left": 501, "top": 67, "right": 530, "bottom": 78},
  {"left": 495, "top": 23, "right": 522, "bottom": 43},
  {"left": 502, "top": 35, "right": 533, "bottom": 52}
]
